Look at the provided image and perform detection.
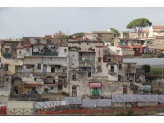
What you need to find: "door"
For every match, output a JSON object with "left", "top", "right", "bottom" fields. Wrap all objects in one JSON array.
[
  {"left": 37, "top": 86, "right": 42, "bottom": 94},
  {"left": 123, "top": 86, "right": 127, "bottom": 94},
  {"left": 51, "top": 67, "right": 55, "bottom": 73},
  {"left": 58, "top": 85, "right": 62, "bottom": 93},
  {"left": 43, "top": 65, "right": 47, "bottom": 72},
  {"left": 14, "top": 86, "right": 18, "bottom": 94},
  {"left": 72, "top": 86, "right": 77, "bottom": 97}
]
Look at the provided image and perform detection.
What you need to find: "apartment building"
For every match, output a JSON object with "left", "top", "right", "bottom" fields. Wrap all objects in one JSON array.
[{"left": 1, "top": 37, "right": 69, "bottom": 94}]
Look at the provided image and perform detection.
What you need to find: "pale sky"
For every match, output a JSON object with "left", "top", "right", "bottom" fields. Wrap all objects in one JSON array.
[{"left": 0, "top": 7, "right": 164, "bottom": 39}]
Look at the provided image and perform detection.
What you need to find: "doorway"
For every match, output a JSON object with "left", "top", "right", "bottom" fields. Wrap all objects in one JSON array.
[
  {"left": 51, "top": 67, "right": 55, "bottom": 73},
  {"left": 123, "top": 86, "right": 127, "bottom": 94},
  {"left": 43, "top": 65, "right": 47, "bottom": 72},
  {"left": 32, "top": 88, "right": 35, "bottom": 91},
  {"left": 14, "top": 86, "right": 18, "bottom": 94},
  {"left": 72, "top": 86, "right": 77, "bottom": 97}
]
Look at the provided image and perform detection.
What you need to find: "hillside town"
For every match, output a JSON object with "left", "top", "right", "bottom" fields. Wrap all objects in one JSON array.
[{"left": 1, "top": 19, "right": 164, "bottom": 115}]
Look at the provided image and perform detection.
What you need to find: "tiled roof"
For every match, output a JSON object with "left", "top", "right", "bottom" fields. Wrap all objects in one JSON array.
[
  {"left": 137, "top": 30, "right": 149, "bottom": 33},
  {"left": 152, "top": 26, "right": 164, "bottom": 29}
]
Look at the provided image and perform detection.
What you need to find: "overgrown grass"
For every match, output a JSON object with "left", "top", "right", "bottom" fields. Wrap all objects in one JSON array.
[{"left": 90, "top": 108, "right": 162, "bottom": 116}]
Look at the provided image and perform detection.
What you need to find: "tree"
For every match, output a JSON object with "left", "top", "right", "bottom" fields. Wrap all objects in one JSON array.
[
  {"left": 69, "top": 32, "right": 84, "bottom": 38},
  {"left": 112, "top": 29, "right": 119, "bottom": 46},
  {"left": 53, "top": 31, "right": 67, "bottom": 38},
  {"left": 142, "top": 64, "right": 151, "bottom": 73},
  {"left": 101, "top": 37, "right": 112, "bottom": 42},
  {"left": 126, "top": 18, "right": 152, "bottom": 38}
]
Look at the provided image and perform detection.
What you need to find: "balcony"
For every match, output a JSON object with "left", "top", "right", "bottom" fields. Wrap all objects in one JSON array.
[
  {"left": 108, "top": 70, "right": 115, "bottom": 74},
  {"left": 32, "top": 52, "right": 58, "bottom": 56},
  {"left": 91, "top": 91, "right": 99, "bottom": 95},
  {"left": 3, "top": 53, "right": 11, "bottom": 58}
]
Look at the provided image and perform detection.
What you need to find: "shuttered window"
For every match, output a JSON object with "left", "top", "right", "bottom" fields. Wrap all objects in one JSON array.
[{"left": 37, "top": 64, "right": 41, "bottom": 69}]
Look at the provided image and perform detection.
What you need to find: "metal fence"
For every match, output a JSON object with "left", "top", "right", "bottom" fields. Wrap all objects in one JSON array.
[
  {"left": 112, "top": 95, "right": 158, "bottom": 103},
  {"left": 36, "top": 101, "right": 65, "bottom": 109},
  {"left": 65, "top": 97, "right": 82, "bottom": 105},
  {"left": 82, "top": 99, "right": 97, "bottom": 107}
]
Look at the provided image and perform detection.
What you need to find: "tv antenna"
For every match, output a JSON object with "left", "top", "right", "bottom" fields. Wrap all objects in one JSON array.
[{"left": 67, "top": 29, "right": 69, "bottom": 38}]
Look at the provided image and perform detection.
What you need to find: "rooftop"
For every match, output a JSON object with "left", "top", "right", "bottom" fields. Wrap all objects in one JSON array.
[{"left": 152, "top": 25, "right": 164, "bottom": 29}]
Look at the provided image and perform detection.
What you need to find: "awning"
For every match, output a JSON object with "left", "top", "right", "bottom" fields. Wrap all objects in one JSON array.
[
  {"left": 90, "top": 83, "right": 101, "bottom": 88},
  {"left": 48, "top": 64, "right": 61, "bottom": 66},
  {"left": 14, "top": 65, "right": 21, "bottom": 66},
  {"left": 24, "top": 64, "right": 35, "bottom": 65},
  {"left": 24, "top": 84, "right": 43, "bottom": 87},
  {"left": 3, "top": 63, "right": 9, "bottom": 65}
]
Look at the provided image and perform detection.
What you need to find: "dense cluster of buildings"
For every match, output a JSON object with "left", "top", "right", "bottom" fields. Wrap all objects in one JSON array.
[{"left": 1, "top": 25, "right": 164, "bottom": 100}]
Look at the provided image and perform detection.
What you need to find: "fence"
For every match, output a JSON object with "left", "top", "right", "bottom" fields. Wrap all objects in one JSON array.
[
  {"left": 36, "top": 101, "right": 65, "bottom": 109},
  {"left": 1, "top": 104, "right": 164, "bottom": 115},
  {"left": 112, "top": 95, "right": 159, "bottom": 102},
  {"left": 65, "top": 97, "right": 82, "bottom": 105}
]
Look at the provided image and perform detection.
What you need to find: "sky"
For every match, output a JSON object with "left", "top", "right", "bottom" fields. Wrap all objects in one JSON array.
[{"left": 0, "top": 7, "right": 164, "bottom": 39}]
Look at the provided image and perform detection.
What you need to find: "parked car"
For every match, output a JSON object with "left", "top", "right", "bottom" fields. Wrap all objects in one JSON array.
[
  {"left": 20, "top": 92, "right": 27, "bottom": 95},
  {"left": 26, "top": 91, "right": 38, "bottom": 95},
  {"left": 42, "top": 92, "right": 52, "bottom": 95}
]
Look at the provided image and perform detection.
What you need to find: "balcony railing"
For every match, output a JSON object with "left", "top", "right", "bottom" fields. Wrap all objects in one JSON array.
[
  {"left": 108, "top": 71, "right": 115, "bottom": 74},
  {"left": 3, "top": 53, "right": 11, "bottom": 58},
  {"left": 91, "top": 91, "right": 99, "bottom": 95},
  {"left": 32, "top": 52, "right": 58, "bottom": 56}
]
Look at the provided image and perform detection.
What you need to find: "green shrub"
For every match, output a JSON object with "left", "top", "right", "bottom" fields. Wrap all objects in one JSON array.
[{"left": 62, "top": 91, "right": 67, "bottom": 95}]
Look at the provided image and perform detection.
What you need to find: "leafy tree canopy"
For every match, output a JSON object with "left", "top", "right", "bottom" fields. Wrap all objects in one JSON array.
[
  {"left": 142, "top": 64, "right": 151, "bottom": 73},
  {"left": 101, "top": 37, "right": 112, "bottom": 42},
  {"left": 53, "top": 31, "right": 66, "bottom": 38},
  {"left": 69, "top": 32, "right": 85, "bottom": 38},
  {"left": 126, "top": 18, "right": 152, "bottom": 32}
]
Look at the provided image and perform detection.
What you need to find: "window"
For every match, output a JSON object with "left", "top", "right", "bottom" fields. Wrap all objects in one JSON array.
[
  {"left": 73, "top": 55, "right": 74, "bottom": 57},
  {"left": 15, "top": 66, "right": 18, "bottom": 72},
  {"left": 53, "top": 80, "right": 55, "bottom": 83},
  {"left": 64, "top": 49, "right": 67, "bottom": 52},
  {"left": 6, "top": 78, "right": 8, "bottom": 81},
  {"left": 5, "top": 48, "right": 9, "bottom": 53},
  {"left": 108, "top": 59, "right": 111, "bottom": 62},
  {"left": 111, "top": 65, "right": 114, "bottom": 72},
  {"left": 5, "top": 64, "right": 8, "bottom": 71},
  {"left": 94, "top": 88, "right": 98, "bottom": 91},
  {"left": 34, "top": 78, "right": 36, "bottom": 81},
  {"left": 72, "top": 75, "right": 76, "bottom": 80},
  {"left": 26, "top": 66, "right": 31, "bottom": 69},
  {"left": 128, "top": 64, "right": 131, "bottom": 69},
  {"left": 37, "top": 64, "right": 41, "bottom": 69},
  {"left": 58, "top": 65, "right": 60, "bottom": 69},
  {"left": 51, "top": 87, "right": 53, "bottom": 90},
  {"left": 64, "top": 84, "right": 67, "bottom": 88},
  {"left": 26, "top": 48, "right": 29, "bottom": 51},
  {"left": 19, "top": 51, "right": 21, "bottom": 54},
  {"left": 98, "top": 57, "right": 101, "bottom": 62},
  {"left": 119, "top": 64, "right": 122, "bottom": 70},
  {"left": 63, "top": 69, "right": 65, "bottom": 72},
  {"left": 58, "top": 85, "right": 62, "bottom": 90},
  {"left": 72, "top": 63, "right": 74, "bottom": 65}
]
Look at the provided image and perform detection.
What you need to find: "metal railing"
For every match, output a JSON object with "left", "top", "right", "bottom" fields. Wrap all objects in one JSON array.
[
  {"left": 32, "top": 52, "right": 58, "bottom": 56},
  {"left": 3, "top": 53, "right": 11, "bottom": 58}
]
